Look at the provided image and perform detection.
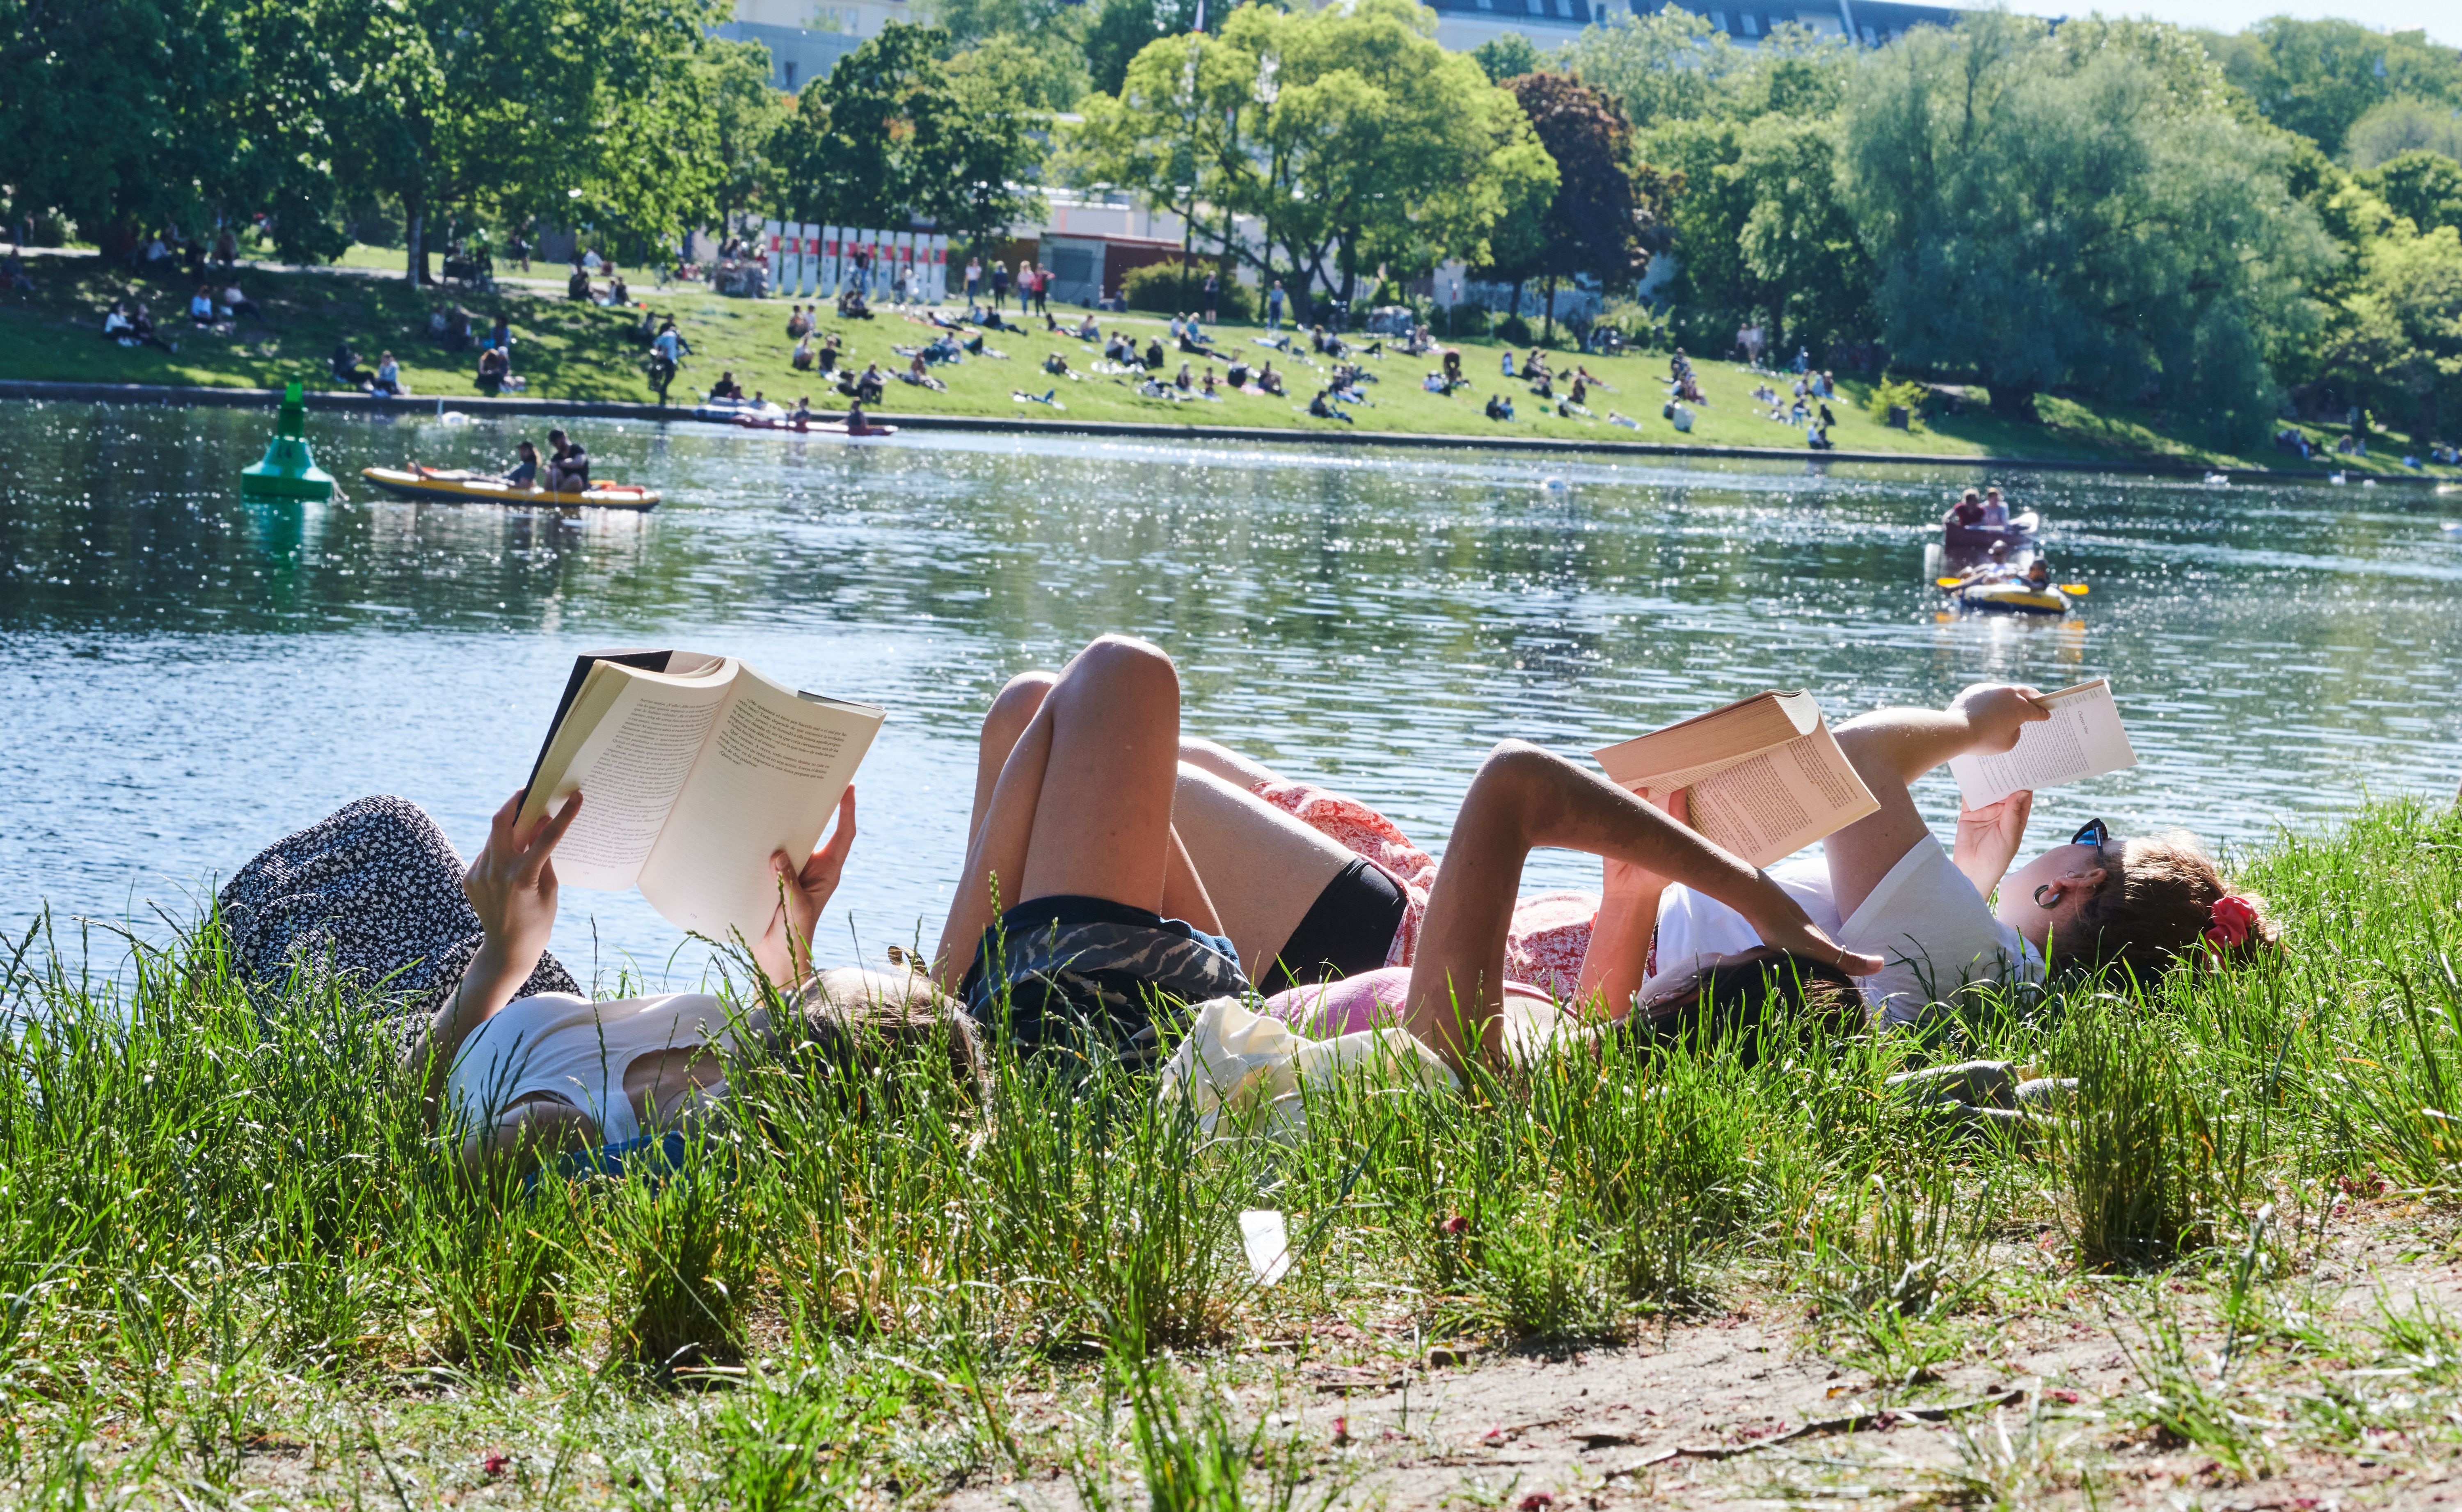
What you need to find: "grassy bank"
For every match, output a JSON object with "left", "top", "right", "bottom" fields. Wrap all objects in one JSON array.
[
  {"left": 9, "top": 252, "right": 2455, "bottom": 476},
  {"left": 6, "top": 798, "right": 2462, "bottom": 1505}
]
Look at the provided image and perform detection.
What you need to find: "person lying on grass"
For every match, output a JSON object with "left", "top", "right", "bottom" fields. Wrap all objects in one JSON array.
[
  {"left": 1183, "top": 684, "right": 2279, "bottom": 1047},
  {"left": 217, "top": 788, "right": 981, "bottom": 1183},
  {"left": 927, "top": 637, "right": 1870, "bottom": 1074}
]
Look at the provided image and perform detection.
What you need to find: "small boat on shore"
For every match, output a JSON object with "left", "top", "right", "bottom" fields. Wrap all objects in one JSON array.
[{"left": 358, "top": 466, "right": 660, "bottom": 510}]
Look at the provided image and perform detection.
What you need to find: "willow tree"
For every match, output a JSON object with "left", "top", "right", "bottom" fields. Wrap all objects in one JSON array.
[{"left": 1837, "top": 14, "right": 2332, "bottom": 440}]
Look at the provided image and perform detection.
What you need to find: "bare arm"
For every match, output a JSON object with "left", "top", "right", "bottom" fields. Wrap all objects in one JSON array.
[
  {"left": 1571, "top": 789, "right": 1690, "bottom": 1019},
  {"left": 1822, "top": 686, "right": 2048, "bottom": 918},
  {"left": 401, "top": 790, "right": 581, "bottom": 1126}
]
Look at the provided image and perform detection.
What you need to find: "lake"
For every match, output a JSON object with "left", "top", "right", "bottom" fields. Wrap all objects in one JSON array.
[{"left": 5, "top": 402, "right": 2458, "bottom": 989}]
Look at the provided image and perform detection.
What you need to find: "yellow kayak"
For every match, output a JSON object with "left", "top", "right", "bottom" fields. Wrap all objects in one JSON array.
[
  {"left": 1950, "top": 580, "right": 2074, "bottom": 615},
  {"left": 358, "top": 466, "right": 660, "bottom": 510}
]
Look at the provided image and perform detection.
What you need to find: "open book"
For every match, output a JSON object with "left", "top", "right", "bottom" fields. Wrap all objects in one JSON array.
[
  {"left": 517, "top": 649, "right": 884, "bottom": 941},
  {"left": 1947, "top": 679, "right": 2137, "bottom": 807},
  {"left": 1593, "top": 691, "right": 1880, "bottom": 867}
]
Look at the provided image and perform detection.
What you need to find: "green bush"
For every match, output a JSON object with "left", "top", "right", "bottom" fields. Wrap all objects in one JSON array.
[
  {"left": 1119, "top": 261, "right": 1256, "bottom": 322},
  {"left": 1867, "top": 374, "right": 1930, "bottom": 431},
  {"left": 1495, "top": 312, "right": 1534, "bottom": 345}
]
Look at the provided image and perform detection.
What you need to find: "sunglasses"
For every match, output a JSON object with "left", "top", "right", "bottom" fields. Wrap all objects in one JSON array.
[{"left": 2072, "top": 817, "right": 2112, "bottom": 849}]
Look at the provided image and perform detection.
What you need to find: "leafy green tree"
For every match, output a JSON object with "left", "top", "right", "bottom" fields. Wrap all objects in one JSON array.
[
  {"left": 1083, "top": 0, "right": 1214, "bottom": 99},
  {"left": 1473, "top": 33, "right": 1544, "bottom": 86},
  {"left": 323, "top": 0, "right": 730, "bottom": 281},
  {"left": 774, "top": 23, "right": 1046, "bottom": 254},
  {"left": 2212, "top": 18, "right": 2462, "bottom": 160},
  {"left": 1480, "top": 72, "right": 1657, "bottom": 340},
  {"left": 1836, "top": 13, "right": 2332, "bottom": 439},
  {"left": 2368, "top": 149, "right": 2462, "bottom": 235},
  {"left": 2320, "top": 208, "right": 2462, "bottom": 441},
  {"left": 2345, "top": 96, "right": 2462, "bottom": 169},
  {"left": 1071, "top": 0, "right": 1554, "bottom": 317},
  {"left": 699, "top": 38, "right": 791, "bottom": 241},
  {"left": 1558, "top": 5, "right": 1744, "bottom": 134}
]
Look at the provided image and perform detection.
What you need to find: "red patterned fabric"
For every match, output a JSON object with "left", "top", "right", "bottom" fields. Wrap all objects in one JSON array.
[{"left": 1248, "top": 780, "right": 1602, "bottom": 997}]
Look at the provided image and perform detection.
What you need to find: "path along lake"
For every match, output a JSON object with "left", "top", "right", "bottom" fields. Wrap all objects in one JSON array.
[{"left": 6, "top": 403, "right": 2459, "bottom": 987}]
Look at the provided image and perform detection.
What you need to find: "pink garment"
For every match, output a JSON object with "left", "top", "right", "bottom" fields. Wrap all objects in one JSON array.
[
  {"left": 1261, "top": 965, "right": 1560, "bottom": 1038},
  {"left": 1248, "top": 779, "right": 1602, "bottom": 997}
]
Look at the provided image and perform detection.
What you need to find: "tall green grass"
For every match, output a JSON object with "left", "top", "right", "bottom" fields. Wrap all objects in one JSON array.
[{"left": 0, "top": 797, "right": 2456, "bottom": 1499}]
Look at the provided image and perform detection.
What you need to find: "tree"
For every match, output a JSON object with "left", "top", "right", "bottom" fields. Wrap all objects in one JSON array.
[
  {"left": 1835, "top": 14, "right": 2333, "bottom": 440},
  {"left": 2345, "top": 97, "right": 2462, "bottom": 169},
  {"left": 774, "top": 23, "right": 1047, "bottom": 253},
  {"left": 699, "top": 38, "right": 791, "bottom": 238},
  {"left": 1070, "top": 0, "right": 1556, "bottom": 317},
  {"left": 1558, "top": 5, "right": 1744, "bottom": 135},
  {"left": 323, "top": 0, "right": 730, "bottom": 282},
  {"left": 1482, "top": 73, "right": 1656, "bottom": 341},
  {"left": 1083, "top": 0, "right": 1214, "bottom": 99},
  {"left": 2321, "top": 210, "right": 2462, "bottom": 442},
  {"left": 2368, "top": 149, "right": 2462, "bottom": 235},
  {"left": 1473, "top": 33, "right": 1542, "bottom": 86},
  {"left": 2211, "top": 18, "right": 2462, "bottom": 161}
]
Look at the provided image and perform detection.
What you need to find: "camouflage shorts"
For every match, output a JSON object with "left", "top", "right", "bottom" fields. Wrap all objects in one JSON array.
[{"left": 963, "top": 896, "right": 1248, "bottom": 1069}]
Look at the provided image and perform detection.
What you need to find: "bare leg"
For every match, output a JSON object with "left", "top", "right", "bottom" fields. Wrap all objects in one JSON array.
[
  {"left": 1172, "top": 765, "right": 1353, "bottom": 982},
  {"left": 932, "top": 636, "right": 1196, "bottom": 990},
  {"left": 1405, "top": 743, "right": 1872, "bottom": 1073},
  {"left": 1178, "top": 736, "right": 1283, "bottom": 790},
  {"left": 962, "top": 670, "right": 1055, "bottom": 853}
]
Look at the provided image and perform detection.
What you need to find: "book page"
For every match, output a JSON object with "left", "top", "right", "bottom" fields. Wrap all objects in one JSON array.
[
  {"left": 1685, "top": 726, "right": 1881, "bottom": 867},
  {"left": 1947, "top": 680, "right": 2139, "bottom": 807},
  {"left": 527, "top": 663, "right": 735, "bottom": 891},
  {"left": 1594, "top": 691, "right": 1819, "bottom": 795},
  {"left": 638, "top": 666, "right": 885, "bottom": 941}
]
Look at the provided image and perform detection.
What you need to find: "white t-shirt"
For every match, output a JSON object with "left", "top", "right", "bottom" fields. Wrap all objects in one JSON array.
[{"left": 1642, "top": 835, "right": 2042, "bottom": 1027}]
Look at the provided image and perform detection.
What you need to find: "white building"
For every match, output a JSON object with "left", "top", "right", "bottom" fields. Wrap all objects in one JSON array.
[{"left": 716, "top": 0, "right": 899, "bottom": 92}]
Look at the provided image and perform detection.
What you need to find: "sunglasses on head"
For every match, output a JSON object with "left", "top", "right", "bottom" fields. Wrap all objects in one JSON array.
[{"left": 2072, "top": 817, "right": 2112, "bottom": 849}]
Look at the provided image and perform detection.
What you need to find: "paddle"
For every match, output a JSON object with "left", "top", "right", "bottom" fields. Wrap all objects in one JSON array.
[{"left": 1934, "top": 576, "right": 2092, "bottom": 595}]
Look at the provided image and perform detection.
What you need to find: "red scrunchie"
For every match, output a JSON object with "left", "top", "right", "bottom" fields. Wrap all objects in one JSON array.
[{"left": 2204, "top": 894, "right": 2259, "bottom": 951}]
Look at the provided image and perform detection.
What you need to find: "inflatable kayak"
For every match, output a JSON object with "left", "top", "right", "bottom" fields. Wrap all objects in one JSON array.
[
  {"left": 358, "top": 467, "right": 660, "bottom": 510},
  {"left": 691, "top": 398, "right": 783, "bottom": 423},
  {"left": 1942, "top": 510, "right": 2041, "bottom": 551},
  {"left": 731, "top": 414, "right": 899, "bottom": 437},
  {"left": 1948, "top": 579, "right": 2073, "bottom": 616}
]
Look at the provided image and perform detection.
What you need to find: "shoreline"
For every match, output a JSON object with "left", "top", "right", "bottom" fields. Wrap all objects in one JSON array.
[{"left": 5, "top": 377, "right": 2437, "bottom": 483}]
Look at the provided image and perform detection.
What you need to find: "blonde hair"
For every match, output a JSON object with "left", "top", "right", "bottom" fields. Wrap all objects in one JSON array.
[{"left": 2049, "top": 833, "right": 2280, "bottom": 979}]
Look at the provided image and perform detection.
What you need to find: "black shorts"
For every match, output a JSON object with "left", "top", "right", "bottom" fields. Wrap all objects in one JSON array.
[
  {"left": 1254, "top": 858, "right": 1407, "bottom": 996},
  {"left": 961, "top": 895, "right": 1247, "bottom": 1068}
]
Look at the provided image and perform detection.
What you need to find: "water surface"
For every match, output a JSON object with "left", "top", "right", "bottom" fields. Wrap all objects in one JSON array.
[{"left": 6, "top": 403, "right": 2458, "bottom": 985}]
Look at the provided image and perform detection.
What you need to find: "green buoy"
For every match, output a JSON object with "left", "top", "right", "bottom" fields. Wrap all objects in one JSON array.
[{"left": 240, "top": 381, "right": 337, "bottom": 501}]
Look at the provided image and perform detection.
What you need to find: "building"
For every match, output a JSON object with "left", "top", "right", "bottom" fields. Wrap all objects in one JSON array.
[
  {"left": 1425, "top": 0, "right": 1973, "bottom": 57},
  {"left": 716, "top": 0, "right": 894, "bottom": 93}
]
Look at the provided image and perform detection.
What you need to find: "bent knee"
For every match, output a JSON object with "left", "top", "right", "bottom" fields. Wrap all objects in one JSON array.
[{"left": 1070, "top": 634, "right": 1179, "bottom": 698}]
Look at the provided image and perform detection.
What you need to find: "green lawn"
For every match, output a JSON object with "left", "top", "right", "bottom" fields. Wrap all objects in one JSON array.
[{"left": 7, "top": 252, "right": 2454, "bottom": 477}]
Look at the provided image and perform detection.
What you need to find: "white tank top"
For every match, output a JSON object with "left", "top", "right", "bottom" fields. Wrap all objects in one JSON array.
[{"left": 445, "top": 992, "right": 761, "bottom": 1146}]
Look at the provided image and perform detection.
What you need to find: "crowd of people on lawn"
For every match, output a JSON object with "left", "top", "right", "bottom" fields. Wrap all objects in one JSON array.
[{"left": 219, "top": 631, "right": 2279, "bottom": 1183}]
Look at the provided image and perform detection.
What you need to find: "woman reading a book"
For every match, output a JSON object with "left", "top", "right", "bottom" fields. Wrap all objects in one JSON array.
[
  {"left": 216, "top": 788, "right": 980, "bottom": 1181},
  {"left": 932, "top": 636, "right": 1874, "bottom": 1073}
]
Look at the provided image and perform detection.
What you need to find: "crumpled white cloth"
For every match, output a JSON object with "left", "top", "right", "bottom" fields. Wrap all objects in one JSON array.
[{"left": 1158, "top": 997, "right": 1457, "bottom": 1139}]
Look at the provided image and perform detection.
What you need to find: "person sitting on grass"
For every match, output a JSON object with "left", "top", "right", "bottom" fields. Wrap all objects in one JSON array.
[
  {"left": 567, "top": 266, "right": 592, "bottom": 302},
  {"left": 1256, "top": 362, "right": 1286, "bottom": 397},
  {"left": 787, "top": 304, "right": 813, "bottom": 340},
  {"left": 189, "top": 284, "right": 219, "bottom": 327},
  {"left": 792, "top": 332, "right": 817, "bottom": 372},
  {"left": 372, "top": 351, "right": 406, "bottom": 396},
  {"left": 330, "top": 340, "right": 373, "bottom": 388},
  {"left": 904, "top": 352, "right": 946, "bottom": 392},
  {"left": 1442, "top": 349, "right": 1465, "bottom": 390},
  {"left": 1144, "top": 337, "right": 1167, "bottom": 372},
  {"left": 1309, "top": 388, "right": 1353, "bottom": 423},
  {"left": 1176, "top": 361, "right": 1195, "bottom": 393},
  {"left": 1075, "top": 311, "right": 1101, "bottom": 341},
  {"left": 708, "top": 371, "right": 745, "bottom": 402},
  {"left": 1105, "top": 332, "right": 1136, "bottom": 365},
  {"left": 1043, "top": 350, "right": 1071, "bottom": 378},
  {"left": 1225, "top": 358, "right": 1251, "bottom": 389},
  {"left": 476, "top": 343, "right": 510, "bottom": 395},
  {"left": 1806, "top": 419, "right": 1834, "bottom": 451},
  {"left": 1201, "top": 366, "right": 1220, "bottom": 397},
  {"left": 847, "top": 362, "right": 886, "bottom": 404},
  {"left": 836, "top": 286, "right": 872, "bottom": 320},
  {"left": 1485, "top": 392, "right": 1515, "bottom": 422}
]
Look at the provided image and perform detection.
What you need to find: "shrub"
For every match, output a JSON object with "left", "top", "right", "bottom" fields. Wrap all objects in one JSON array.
[
  {"left": 1495, "top": 312, "right": 1534, "bottom": 345},
  {"left": 1120, "top": 261, "right": 1256, "bottom": 322},
  {"left": 1867, "top": 375, "right": 1930, "bottom": 431}
]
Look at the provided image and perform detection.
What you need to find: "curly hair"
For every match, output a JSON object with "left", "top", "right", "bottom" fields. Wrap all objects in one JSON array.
[{"left": 2047, "top": 832, "right": 2280, "bottom": 980}]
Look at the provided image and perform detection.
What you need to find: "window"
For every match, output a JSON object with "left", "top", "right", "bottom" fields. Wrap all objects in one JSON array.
[
  {"left": 1860, "top": 24, "right": 1876, "bottom": 44},
  {"left": 1709, "top": 11, "right": 1727, "bottom": 31},
  {"left": 1556, "top": 0, "right": 1574, "bottom": 16},
  {"left": 1740, "top": 11, "right": 1757, "bottom": 33},
  {"left": 781, "top": 60, "right": 796, "bottom": 88}
]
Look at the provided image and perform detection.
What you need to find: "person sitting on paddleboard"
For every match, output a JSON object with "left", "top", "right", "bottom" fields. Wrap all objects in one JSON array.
[
  {"left": 545, "top": 430, "right": 589, "bottom": 493},
  {"left": 499, "top": 440, "right": 540, "bottom": 490}
]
